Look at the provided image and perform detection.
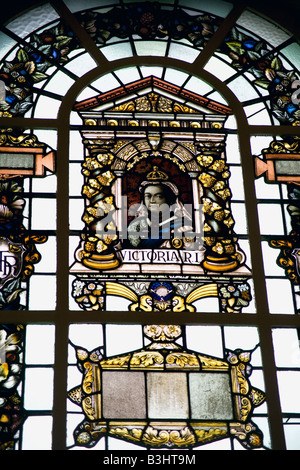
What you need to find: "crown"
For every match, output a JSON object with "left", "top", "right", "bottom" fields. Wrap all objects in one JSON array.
[{"left": 146, "top": 166, "right": 168, "bottom": 181}]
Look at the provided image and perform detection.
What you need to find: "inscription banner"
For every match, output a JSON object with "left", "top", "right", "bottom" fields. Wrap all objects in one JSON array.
[{"left": 118, "top": 249, "right": 205, "bottom": 264}]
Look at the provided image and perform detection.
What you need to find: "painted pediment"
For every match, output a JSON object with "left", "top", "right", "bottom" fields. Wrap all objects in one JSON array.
[{"left": 74, "top": 76, "right": 232, "bottom": 116}]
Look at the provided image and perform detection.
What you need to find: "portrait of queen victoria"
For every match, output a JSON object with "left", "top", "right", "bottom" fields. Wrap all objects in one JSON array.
[{"left": 127, "top": 166, "right": 196, "bottom": 250}]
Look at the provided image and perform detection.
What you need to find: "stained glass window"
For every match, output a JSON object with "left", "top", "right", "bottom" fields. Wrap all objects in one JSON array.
[{"left": 1, "top": 0, "right": 300, "bottom": 451}]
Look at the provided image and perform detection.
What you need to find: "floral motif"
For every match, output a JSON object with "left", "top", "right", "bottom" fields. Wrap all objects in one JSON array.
[
  {"left": 76, "top": 3, "right": 218, "bottom": 44},
  {"left": 0, "top": 180, "right": 25, "bottom": 235},
  {"left": 0, "top": 325, "right": 26, "bottom": 449},
  {"left": 2, "top": 3, "right": 299, "bottom": 131},
  {"left": 0, "top": 28, "right": 75, "bottom": 117},
  {"left": 143, "top": 324, "right": 181, "bottom": 343},
  {"left": 220, "top": 283, "right": 252, "bottom": 313},
  {"left": 220, "top": 27, "right": 300, "bottom": 125},
  {"left": 72, "top": 279, "right": 105, "bottom": 311},
  {"left": 142, "top": 425, "right": 196, "bottom": 448}
]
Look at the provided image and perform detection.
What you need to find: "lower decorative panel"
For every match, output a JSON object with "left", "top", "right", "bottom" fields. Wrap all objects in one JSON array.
[{"left": 68, "top": 325, "right": 265, "bottom": 450}]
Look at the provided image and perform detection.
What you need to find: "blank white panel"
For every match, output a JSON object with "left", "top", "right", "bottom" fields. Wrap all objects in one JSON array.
[
  {"left": 22, "top": 416, "right": 53, "bottom": 450},
  {"left": 284, "top": 424, "right": 300, "bottom": 450},
  {"left": 105, "top": 324, "right": 143, "bottom": 357},
  {"left": 186, "top": 325, "right": 223, "bottom": 357},
  {"left": 31, "top": 198, "right": 56, "bottom": 230},
  {"left": 204, "top": 56, "right": 236, "bottom": 80},
  {"left": 69, "top": 131, "right": 84, "bottom": 161},
  {"left": 168, "top": 42, "right": 200, "bottom": 62},
  {"left": 32, "top": 174, "right": 57, "bottom": 194},
  {"left": 272, "top": 329, "right": 300, "bottom": 367},
  {"left": 64, "top": 52, "right": 97, "bottom": 75},
  {"left": 140, "top": 66, "right": 163, "bottom": 78},
  {"left": 25, "top": 325, "right": 55, "bottom": 364},
  {"left": 227, "top": 76, "right": 260, "bottom": 101},
  {"left": 236, "top": 10, "right": 291, "bottom": 47},
  {"left": 6, "top": 3, "right": 58, "bottom": 38},
  {"left": 282, "top": 42, "right": 300, "bottom": 70},
  {"left": 0, "top": 32, "right": 17, "bottom": 58},
  {"left": 29, "top": 275, "right": 56, "bottom": 310},
  {"left": 33, "top": 236, "right": 57, "bottom": 273},
  {"left": 33, "top": 95, "right": 61, "bottom": 119},
  {"left": 266, "top": 279, "right": 295, "bottom": 314},
  {"left": 224, "top": 326, "right": 260, "bottom": 353},
  {"left": 277, "top": 371, "right": 300, "bottom": 413},
  {"left": 193, "top": 296, "right": 219, "bottom": 313},
  {"left": 257, "top": 204, "right": 284, "bottom": 235},
  {"left": 185, "top": 75, "right": 213, "bottom": 95},
  {"left": 69, "top": 198, "right": 85, "bottom": 230},
  {"left": 24, "top": 368, "right": 54, "bottom": 410},
  {"left": 69, "top": 324, "right": 104, "bottom": 351},
  {"left": 100, "top": 43, "right": 133, "bottom": 61},
  {"left": 231, "top": 202, "right": 248, "bottom": 234},
  {"left": 178, "top": 0, "right": 233, "bottom": 16},
  {"left": 135, "top": 40, "right": 167, "bottom": 57},
  {"left": 115, "top": 67, "right": 141, "bottom": 83},
  {"left": 44, "top": 71, "right": 75, "bottom": 95},
  {"left": 69, "top": 163, "right": 83, "bottom": 196},
  {"left": 255, "top": 178, "right": 281, "bottom": 199},
  {"left": 164, "top": 68, "right": 189, "bottom": 86},
  {"left": 90, "top": 73, "right": 121, "bottom": 92},
  {"left": 230, "top": 166, "right": 245, "bottom": 200}
]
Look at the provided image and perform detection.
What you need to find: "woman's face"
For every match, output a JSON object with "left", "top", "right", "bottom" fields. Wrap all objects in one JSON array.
[{"left": 144, "top": 185, "right": 167, "bottom": 213}]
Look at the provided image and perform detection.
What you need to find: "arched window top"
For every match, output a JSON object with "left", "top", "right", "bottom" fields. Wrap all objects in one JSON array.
[{"left": 0, "top": 0, "right": 299, "bottom": 130}]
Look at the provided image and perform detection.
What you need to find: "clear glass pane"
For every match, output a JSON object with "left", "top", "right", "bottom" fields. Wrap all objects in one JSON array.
[
  {"left": 100, "top": 42, "right": 133, "bottom": 61},
  {"left": 22, "top": 416, "right": 53, "bottom": 450},
  {"left": 227, "top": 76, "right": 260, "bottom": 102},
  {"left": 25, "top": 325, "right": 55, "bottom": 364},
  {"left": 236, "top": 9, "right": 292, "bottom": 47},
  {"left": 5, "top": 3, "right": 59, "bottom": 38},
  {"left": 24, "top": 367, "right": 54, "bottom": 410},
  {"left": 257, "top": 204, "right": 285, "bottom": 235},
  {"left": 65, "top": 52, "right": 98, "bottom": 75},
  {"left": 266, "top": 279, "right": 295, "bottom": 314},
  {"left": 178, "top": 0, "right": 233, "bottom": 17},
  {"left": 204, "top": 56, "right": 236, "bottom": 81},
  {"left": 272, "top": 329, "right": 300, "bottom": 367},
  {"left": 277, "top": 371, "right": 300, "bottom": 413},
  {"left": 135, "top": 40, "right": 167, "bottom": 57},
  {"left": 168, "top": 42, "right": 200, "bottom": 62},
  {"left": 284, "top": 423, "right": 300, "bottom": 450}
]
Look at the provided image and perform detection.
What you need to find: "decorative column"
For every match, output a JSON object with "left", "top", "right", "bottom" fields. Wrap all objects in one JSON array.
[
  {"left": 76, "top": 138, "right": 120, "bottom": 270},
  {"left": 189, "top": 171, "right": 204, "bottom": 250},
  {"left": 196, "top": 139, "right": 244, "bottom": 272}
]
